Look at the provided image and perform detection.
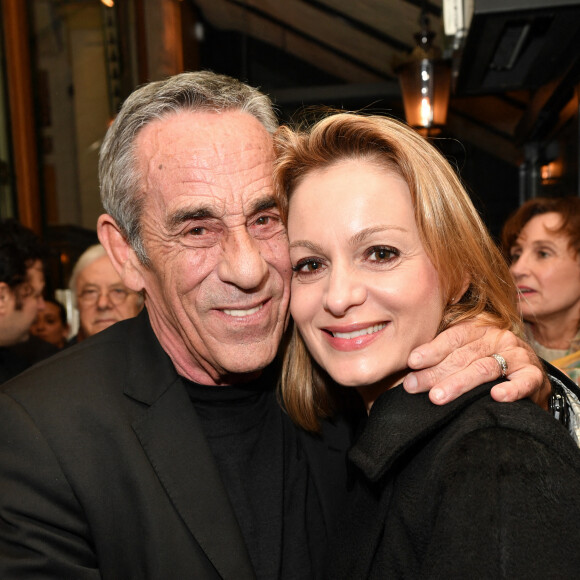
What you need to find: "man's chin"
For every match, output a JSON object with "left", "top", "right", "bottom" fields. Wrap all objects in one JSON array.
[
  {"left": 91, "top": 320, "right": 117, "bottom": 334},
  {"left": 214, "top": 343, "right": 278, "bottom": 377}
]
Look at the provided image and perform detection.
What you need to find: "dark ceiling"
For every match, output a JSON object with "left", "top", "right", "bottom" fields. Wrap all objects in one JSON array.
[{"left": 189, "top": 0, "right": 580, "bottom": 168}]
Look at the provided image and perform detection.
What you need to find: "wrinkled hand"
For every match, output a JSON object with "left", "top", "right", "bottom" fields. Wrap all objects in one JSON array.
[{"left": 403, "top": 321, "right": 550, "bottom": 408}]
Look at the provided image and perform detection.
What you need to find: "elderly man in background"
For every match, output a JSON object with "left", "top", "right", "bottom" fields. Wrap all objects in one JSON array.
[
  {"left": 0, "top": 219, "right": 57, "bottom": 383},
  {"left": 0, "top": 72, "right": 559, "bottom": 579},
  {"left": 67, "top": 243, "right": 143, "bottom": 343}
]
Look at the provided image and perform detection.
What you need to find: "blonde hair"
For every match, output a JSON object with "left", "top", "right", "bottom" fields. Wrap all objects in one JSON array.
[{"left": 274, "top": 113, "right": 523, "bottom": 432}]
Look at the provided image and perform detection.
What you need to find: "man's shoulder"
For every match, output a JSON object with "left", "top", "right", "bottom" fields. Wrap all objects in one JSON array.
[{"left": 1, "top": 313, "right": 155, "bottom": 405}]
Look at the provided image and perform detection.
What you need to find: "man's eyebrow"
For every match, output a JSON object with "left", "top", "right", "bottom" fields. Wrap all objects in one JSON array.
[
  {"left": 249, "top": 196, "right": 279, "bottom": 215},
  {"left": 166, "top": 207, "right": 217, "bottom": 229}
]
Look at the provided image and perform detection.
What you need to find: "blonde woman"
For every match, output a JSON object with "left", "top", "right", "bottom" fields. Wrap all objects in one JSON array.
[{"left": 275, "top": 113, "right": 580, "bottom": 578}]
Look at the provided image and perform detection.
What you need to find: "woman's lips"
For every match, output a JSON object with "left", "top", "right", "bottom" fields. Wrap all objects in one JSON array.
[{"left": 322, "top": 322, "right": 388, "bottom": 351}]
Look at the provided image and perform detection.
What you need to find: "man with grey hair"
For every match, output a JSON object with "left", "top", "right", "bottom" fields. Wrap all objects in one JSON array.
[
  {"left": 0, "top": 71, "right": 558, "bottom": 579},
  {"left": 68, "top": 244, "right": 143, "bottom": 343}
]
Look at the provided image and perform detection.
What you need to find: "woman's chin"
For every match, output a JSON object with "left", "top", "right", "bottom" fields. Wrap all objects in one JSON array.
[{"left": 326, "top": 367, "right": 408, "bottom": 390}]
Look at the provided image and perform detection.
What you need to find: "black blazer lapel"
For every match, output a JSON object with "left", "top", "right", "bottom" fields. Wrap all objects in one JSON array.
[
  {"left": 124, "top": 311, "right": 256, "bottom": 580},
  {"left": 299, "top": 416, "right": 352, "bottom": 536}
]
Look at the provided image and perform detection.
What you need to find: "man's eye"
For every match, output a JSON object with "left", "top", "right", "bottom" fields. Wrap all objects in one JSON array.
[
  {"left": 190, "top": 226, "right": 206, "bottom": 236},
  {"left": 110, "top": 289, "right": 127, "bottom": 297},
  {"left": 254, "top": 214, "right": 282, "bottom": 228},
  {"left": 81, "top": 289, "right": 98, "bottom": 298}
]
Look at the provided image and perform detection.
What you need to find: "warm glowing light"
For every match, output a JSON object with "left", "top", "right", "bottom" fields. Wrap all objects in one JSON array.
[
  {"left": 541, "top": 161, "right": 563, "bottom": 184},
  {"left": 101, "top": 0, "right": 114, "bottom": 7},
  {"left": 395, "top": 16, "right": 451, "bottom": 133},
  {"left": 420, "top": 98, "right": 433, "bottom": 127}
]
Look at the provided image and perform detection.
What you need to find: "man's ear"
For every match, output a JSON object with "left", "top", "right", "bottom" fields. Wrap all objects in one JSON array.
[
  {"left": 97, "top": 214, "right": 146, "bottom": 292},
  {"left": 0, "top": 282, "right": 12, "bottom": 315}
]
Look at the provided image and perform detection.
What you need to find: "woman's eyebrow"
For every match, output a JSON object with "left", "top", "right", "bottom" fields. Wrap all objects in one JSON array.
[{"left": 350, "top": 225, "right": 407, "bottom": 247}]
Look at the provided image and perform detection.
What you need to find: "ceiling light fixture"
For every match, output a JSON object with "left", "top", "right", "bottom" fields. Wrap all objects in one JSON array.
[{"left": 395, "top": 11, "right": 451, "bottom": 135}]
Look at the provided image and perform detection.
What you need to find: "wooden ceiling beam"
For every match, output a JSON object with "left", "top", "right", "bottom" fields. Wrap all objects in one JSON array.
[
  {"left": 310, "top": 0, "right": 443, "bottom": 52},
  {"left": 194, "top": 0, "right": 383, "bottom": 83},
  {"left": 218, "top": 0, "right": 401, "bottom": 77},
  {"left": 445, "top": 113, "right": 522, "bottom": 167},
  {"left": 450, "top": 95, "right": 526, "bottom": 138}
]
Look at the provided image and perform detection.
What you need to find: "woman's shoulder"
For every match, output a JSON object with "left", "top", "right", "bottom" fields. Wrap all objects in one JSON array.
[
  {"left": 434, "top": 386, "right": 580, "bottom": 476},
  {"left": 351, "top": 382, "right": 580, "bottom": 483}
]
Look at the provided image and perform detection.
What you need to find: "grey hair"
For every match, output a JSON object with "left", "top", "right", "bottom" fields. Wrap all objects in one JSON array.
[
  {"left": 98, "top": 71, "right": 278, "bottom": 265},
  {"left": 69, "top": 244, "right": 108, "bottom": 306},
  {"left": 68, "top": 243, "right": 145, "bottom": 308}
]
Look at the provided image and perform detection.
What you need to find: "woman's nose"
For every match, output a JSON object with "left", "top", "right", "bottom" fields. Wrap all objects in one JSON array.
[
  {"left": 323, "top": 265, "right": 367, "bottom": 316},
  {"left": 510, "top": 253, "right": 529, "bottom": 280}
]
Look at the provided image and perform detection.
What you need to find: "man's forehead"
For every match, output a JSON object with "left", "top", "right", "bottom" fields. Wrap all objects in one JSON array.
[
  {"left": 138, "top": 110, "right": 276, "bottom": 217},
  {"left": 138, "top": 109, "right": 273, "bottom": 159}
]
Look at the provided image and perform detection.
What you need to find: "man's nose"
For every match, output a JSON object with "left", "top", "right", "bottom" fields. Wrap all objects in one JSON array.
[
  {"left": 323, "top": 264, "right": 367, "bottom": 317},
  {"left": 96, "top": 290, "right": 113, "bottom": 309},
  {"left": 217, "top": 229, "right": 269, "bottom": 290}
]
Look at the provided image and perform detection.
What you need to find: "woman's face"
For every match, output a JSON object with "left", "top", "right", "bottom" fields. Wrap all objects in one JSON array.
[
  {"left": 287, "top": 159, "right": 444, "bottom": 400},
  {"left": 509, "top": 212, "right": 580, "bottom": 325},
  {"left": 30, "top": 301, "right": 68, "bottom": 348}
]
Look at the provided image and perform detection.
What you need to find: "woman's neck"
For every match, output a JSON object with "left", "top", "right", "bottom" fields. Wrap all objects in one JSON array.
[
  {"left": 528, "top": 315, "right": 579, "bottom": 350},
  {"left": 356, "top": 369, "right": 409, "bottom": 413}
]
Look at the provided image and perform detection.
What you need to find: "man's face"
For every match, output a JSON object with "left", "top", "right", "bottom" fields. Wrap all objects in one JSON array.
[
  {"left": 0, "top": 260, "right": 45, "bottom": 346},
  {"left": 76, "top": 255, "right": 142, "bottom": 338},
  {"left": 129, "top": 110, "right": 291, "bottom": 385}
]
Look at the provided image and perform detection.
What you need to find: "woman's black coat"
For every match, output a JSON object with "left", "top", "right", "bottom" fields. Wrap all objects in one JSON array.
[{"left": 327, "top": 381, "right": 580, "bottom": 579}]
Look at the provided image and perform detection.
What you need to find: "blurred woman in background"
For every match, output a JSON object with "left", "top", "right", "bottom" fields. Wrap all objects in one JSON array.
[
  {"left": 30, "top": 298, "right": 70, "bottom": 349},
  {"left": 502, "top": 197, "right": 580, "bottom": 380}
]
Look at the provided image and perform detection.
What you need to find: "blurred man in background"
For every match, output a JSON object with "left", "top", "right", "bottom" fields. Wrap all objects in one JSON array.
[
  {"left": 68, "top": 244, "right": 143, "bottom": 343},
  {"left": 0, "top": 219, "right": 56, "bottom": 383}
]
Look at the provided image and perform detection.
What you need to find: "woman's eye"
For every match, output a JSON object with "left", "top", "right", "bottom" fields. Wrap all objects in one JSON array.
[
  {"left": 292, "top": 259, "right": 324, "bottom": 274},
  {"left": 537, "top": 250, "right": 550, "bottom": 259},
  {"left": 510, "top": 252, "right": 520, "bottom": 263},
  {"left": 368, "top": 246, "right": 398, "bottom": 262}
]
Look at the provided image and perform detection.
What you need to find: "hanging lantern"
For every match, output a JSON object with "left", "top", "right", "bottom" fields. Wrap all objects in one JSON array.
[{"left": 396, "top": 16, "right": 451, "bottom": 135}]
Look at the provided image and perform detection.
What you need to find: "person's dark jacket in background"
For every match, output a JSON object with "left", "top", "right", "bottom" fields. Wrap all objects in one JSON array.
[{"left": 0, "top": 335, "right": 59, "bottom": 384}]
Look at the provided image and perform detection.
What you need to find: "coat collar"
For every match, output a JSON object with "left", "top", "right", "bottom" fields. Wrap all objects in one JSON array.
[
  {"left": 121, "top": 310, "right": 256, "bottom": 579},
  {"left": 350, "top": 382, "right": 497, "bottom": 482}
]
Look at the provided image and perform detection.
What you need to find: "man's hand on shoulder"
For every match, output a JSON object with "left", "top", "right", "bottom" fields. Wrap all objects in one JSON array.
[{"left": 403, "top": 321, "right": 550, "bottom": 408}]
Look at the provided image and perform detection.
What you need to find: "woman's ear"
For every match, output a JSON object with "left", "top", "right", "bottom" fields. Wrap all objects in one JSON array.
[
  {"left": 97, "top": 214, "right": 146, "bottom": 292},
  {"left": 449, "top": 276, "right": 471, "bottom": 305},
  {"left": 454, "top": 276, "right": 471, "bottom": 304}
]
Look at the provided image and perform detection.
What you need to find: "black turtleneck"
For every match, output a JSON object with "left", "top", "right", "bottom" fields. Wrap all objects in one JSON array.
[{"left": 183, "top": 365, "right": 326, "bottom": 580}]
